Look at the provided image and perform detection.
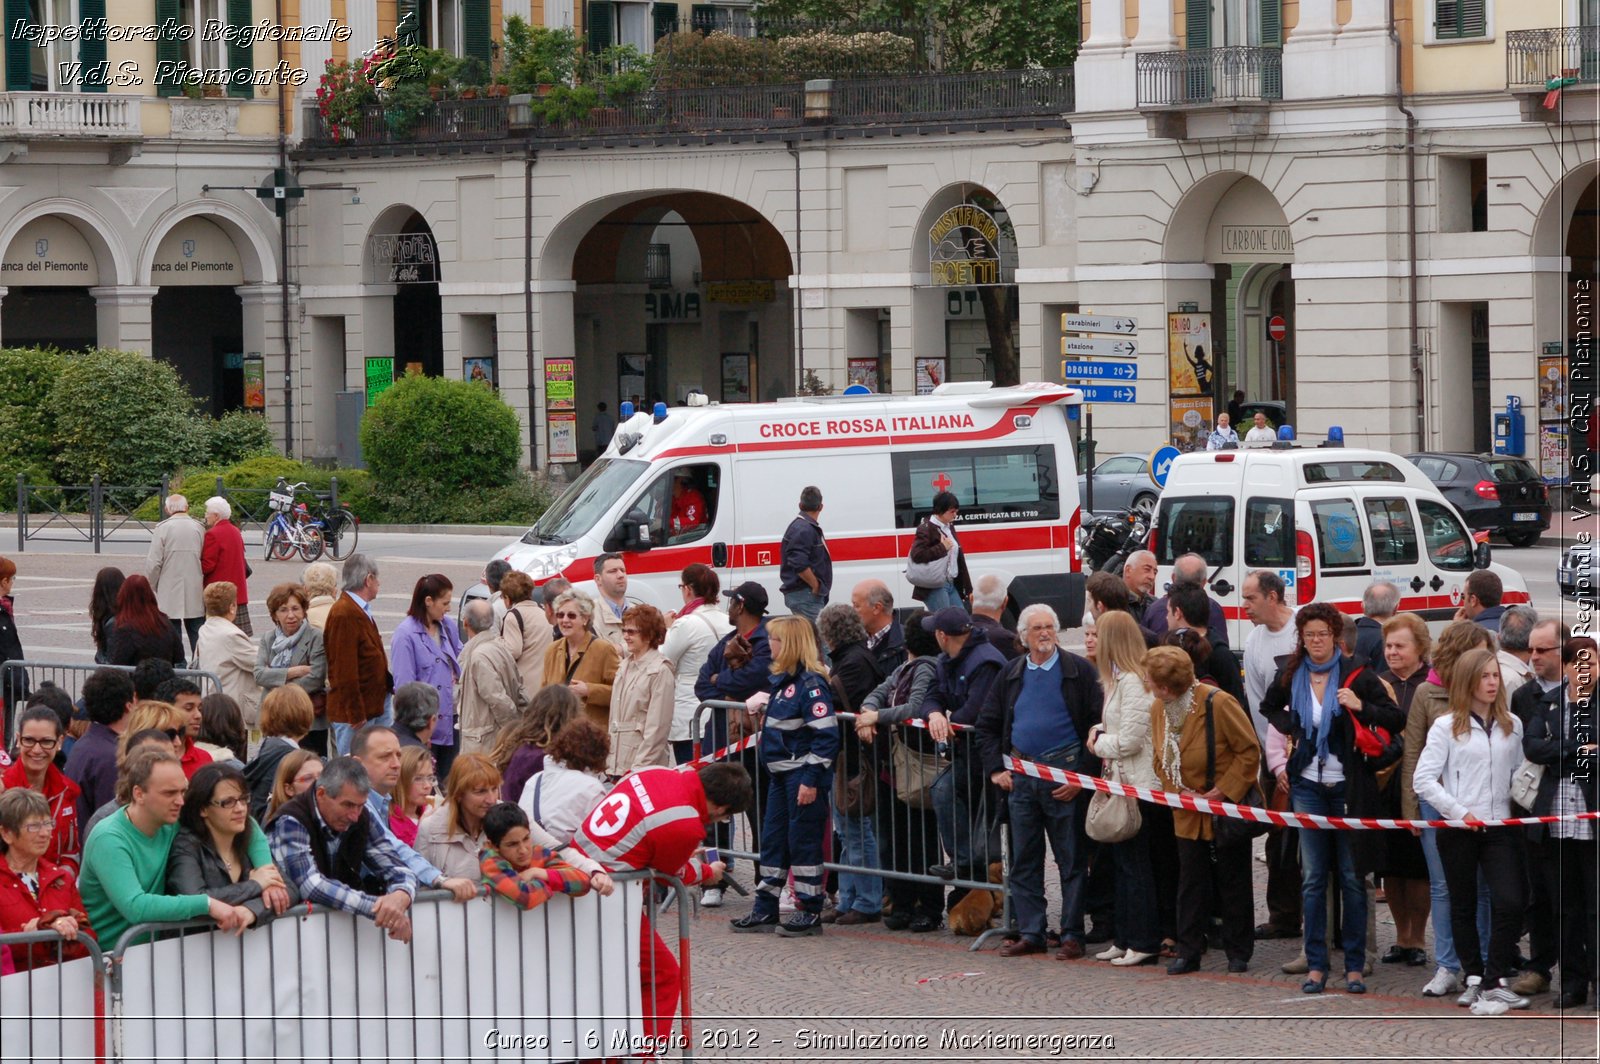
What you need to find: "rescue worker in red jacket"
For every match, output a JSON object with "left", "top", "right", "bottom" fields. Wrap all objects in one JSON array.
[
  {"left": 0, "top": 788, "right": 95, "bottom": 970},
  {"left": 2, "top": 706, "right": 82, "bottom": 875},
  {"left": 574, "top": 762, "right": 752, "bottom": 1045}
]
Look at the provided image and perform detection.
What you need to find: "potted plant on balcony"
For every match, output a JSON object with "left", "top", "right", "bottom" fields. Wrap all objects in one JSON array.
[
  {"left": 502, "top": 16, "right": 578, "bottom": 96},
  {"left": 315, "top": 58, "right": 379, "bottom": 143},
  {"left": 533, "top": 84, "right": 599, "bottom": 128}
]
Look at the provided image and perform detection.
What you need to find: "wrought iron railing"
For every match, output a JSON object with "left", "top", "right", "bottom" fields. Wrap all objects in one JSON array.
[
  {"left": 1136, "top": 46, "right": 1283, "bottom": 107},
  {"left": 831, "top": 68, "right": 1075, "bottom": 123},
  {"left": 308, "top": 96, "right": 509, "bottom": 147},
  {"left": 1506, "top": 26, "right": 1600, "bottom": 90}
]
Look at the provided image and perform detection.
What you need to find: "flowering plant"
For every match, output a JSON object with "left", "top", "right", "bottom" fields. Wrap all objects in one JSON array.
[{"left": 315, "top": 58, "right": 379, "bottom": 143}]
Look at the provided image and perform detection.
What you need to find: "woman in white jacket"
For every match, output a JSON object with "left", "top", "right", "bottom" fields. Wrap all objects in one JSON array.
[
  {"left": 1412, "top": 646, "right": 1528, "bottom": 1016},
  {"left": 1083, "top": 611, "right": 1172, "bottom": 968},
  {"left": 660, "top": 564, "right": 732, "bottom": 763}
]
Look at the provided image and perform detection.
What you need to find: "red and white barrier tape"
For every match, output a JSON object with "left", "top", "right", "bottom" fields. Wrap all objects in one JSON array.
[
  {"left": 680, "top": 732, "right": 762, "bottom": 770},
  {"left": 1002, "top": 755, "right": 1600, "bottom": 831}
]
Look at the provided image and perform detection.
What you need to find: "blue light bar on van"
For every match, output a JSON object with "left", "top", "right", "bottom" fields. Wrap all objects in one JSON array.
[
  {"left": 653, "top": 402, "right": 668, "bottom": 424},
  {"left": 1277, "top": 424, "right": 1295, "bottom": 441},
  {"left": 620, "top": 401, "right": 635, "bottom": 419}
]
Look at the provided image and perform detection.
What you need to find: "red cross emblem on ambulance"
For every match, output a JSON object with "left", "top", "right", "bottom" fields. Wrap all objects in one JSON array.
[
  {"left": 932, "top": 472, "right": 953, "bottom": 493},
  {"left": 1449, "top": 584, "right": 1463, "bottom": 607}
]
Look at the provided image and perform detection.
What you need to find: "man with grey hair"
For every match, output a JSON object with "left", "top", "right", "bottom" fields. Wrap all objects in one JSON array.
[
  {"left": 976, "top": 601, "right": 1103, "bottom": 959},
  {"left": 969, "top": 572, "right": 1021, "bottom": 659},
  {"left": 147, "top": 493, "right": 205, "bottom": 656},
  {"left": 850, "top": 578, "right": 904, "bottom": 675},
  {"left": 483, "top": 559, "right": 512, "bottom": 626},
  {"left": 392, "top": 681, "right": 439, "bottom": 749},
  {"left": 456, "top": 598, "right": 527, "bottom": 756},
  {"left": 1355, "top": 580, "right": 1400, "bottom": 667},
  {"left": 201, "top": 493, "right": 252, "bottom": 635},
  {"left": 1121, "top": 549, "right": 1159, "bottom": 616},
  {"left": 325, "top": 553, "right": 391, "bottom": 756},
  {"left": 266, "top": 755, "right": 418, "bottom": 940},
  {"left": 1143, "top": 552, "right": 1228, "bottom": 646},
  {"left": 1495, "top": 603, "right": 1540, "bottom": 691}
]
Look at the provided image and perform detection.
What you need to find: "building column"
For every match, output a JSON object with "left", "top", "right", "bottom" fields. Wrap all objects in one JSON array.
[
  {"left": 235, "top": 283, "right": 289, "bottom": 451},
  {"left": 89, "top": 285, "right": 158, "bottom": 355},
  {"left": 1282, "top": 0, "right": 1340, "bottom": 99},
  {"left": 1130, "top": 0, "right": 1177, "bottom": 51},
  {"left": 1332, "top": 0, "right": 1397, "bottom": 97},
  {"left": 1075, "top": 0, "right": 1136, "bottom": 112}
]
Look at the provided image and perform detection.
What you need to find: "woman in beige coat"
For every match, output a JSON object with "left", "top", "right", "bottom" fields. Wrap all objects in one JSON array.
[
  {"left": 194, "top": 582, "right": 263, "bottom": 727},
  {"left": 606, "top": 605, "right": 675, "bottom": 778},
  {"left": 1084, "top": 611, "right": 1171, "bottom": 967},
  {"left": 539, "top": 591, "right": 619, "bottom": 728},
  {"left": 498, "top": 571, "right": 553, "bottom": 698}
]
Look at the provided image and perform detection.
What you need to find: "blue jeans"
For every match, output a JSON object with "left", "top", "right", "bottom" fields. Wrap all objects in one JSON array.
[
  {"left": 932, "top": 763, "right": 1000, "bottom": 873},
  {"left": 1293, "top": 778, "right": 1366, "bottom": 975},
  {"left": 1418, "top": 798, "right": 1492, "bottom": 973},
  {"left": 833, "top": 808, "right": 882, "bottom": 915},
  {"left": 330, "top": 696, "right": 395, "bottom": 756},
  {"left": 922, "top": 583, "right": 963, "bottom": 612},
  {"left": 783, "top": 588, "right": 826, "bottom": 626},
  {"left": 1007, "top": 742, "right": 1086, "bottom": 945}
]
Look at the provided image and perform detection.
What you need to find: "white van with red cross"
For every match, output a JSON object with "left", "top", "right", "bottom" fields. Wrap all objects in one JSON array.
[
  {"left": 481, "top": 383, "right": 1087, "bottom": 621},
  {"left": 1149, "top": 446, "right": 1532, "bottom": 646}
]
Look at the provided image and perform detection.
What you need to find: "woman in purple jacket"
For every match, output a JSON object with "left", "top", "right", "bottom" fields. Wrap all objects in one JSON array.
[{"left": 391, "top": 574, "right": 464, "bottom": 781}]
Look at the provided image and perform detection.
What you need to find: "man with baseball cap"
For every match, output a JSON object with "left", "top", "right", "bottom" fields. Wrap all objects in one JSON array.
[{"left": 693, "top": 581, "right": 773, "bottom": 906}]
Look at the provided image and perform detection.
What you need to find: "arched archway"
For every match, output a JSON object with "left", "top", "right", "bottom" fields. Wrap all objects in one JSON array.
[
  {"left": 144, "top": 215, "right": 254, "bottom": 415},
  {"left": 1529, "top": 163, "right": 1598, "bottom": 470},
  {"left": 0, "top": 203, "right": 128, "bottom": 350},
  {"left": 909, "top": 183, "right": 1021, "bottom": 389},
  {"left": 543, "top": 190, "right": 793, "bottom": 458},
  {"left": 365, "top": 206, "right": 444, "bottom": 380}
]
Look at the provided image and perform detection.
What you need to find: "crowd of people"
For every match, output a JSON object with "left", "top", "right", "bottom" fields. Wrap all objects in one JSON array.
[{"left": 0, "top": 485, "right": 1595, "bottom": 1028}]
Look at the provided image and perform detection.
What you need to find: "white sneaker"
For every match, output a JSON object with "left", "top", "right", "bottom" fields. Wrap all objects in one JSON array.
[
  {"left": 1423, "top": 967, "right": 1463, "bottom": 998},
  {"left": 1458, "top": 976, "right": 1483, "bottom": 1008},
  {"left": 701, "top": 887, "right": 724, "bottom": 909},
  {"left": 1471, "top": 995, "right": 1511, "bottom": 1016},
  {"left": 1111, "top": 950, "right": 1157, "bottom": 967},
  {"left": 1095, "top": 945, "right": 1126, "bottom": 961},
  {"left": 779, "top": 887, "right": 797, "bottom": 914},
  {"left": 1481, "top": 984, "right": 1531, "bottom": 1011}
]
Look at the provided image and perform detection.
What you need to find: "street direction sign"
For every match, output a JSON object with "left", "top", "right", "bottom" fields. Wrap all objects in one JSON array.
[
  {"left": 1148, "top": 445, "right": 1181, "bottom": 488},
  {"left": 1060, "top": 313, "right": 1137, "bottom": 335},
  {"left": 1060, "top": 361, "right": 1138, "bottom": 381},
  {"left": 1073, "top": 384, "right": 1138, "bottom": 404},
  {"left": 1060, "top": 337, "right": 1138, "bottom": 358}
]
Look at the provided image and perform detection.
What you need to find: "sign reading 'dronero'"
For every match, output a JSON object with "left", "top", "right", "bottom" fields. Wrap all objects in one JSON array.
[
  {"left": 928, "top": 204, "right": 1006, "bottom": 287},
  {"left": 368, "top": 232, "right": 439, "bottom": 284}
]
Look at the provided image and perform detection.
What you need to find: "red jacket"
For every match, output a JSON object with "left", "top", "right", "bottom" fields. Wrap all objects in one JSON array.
[
  {"left": 1, "top": 760, "right": 82, "bottom": 874},
  {"left": 0, "top": 854, "right": 94, "bottom": 969},
  {"left": 201, "top": 518, "right": 250, "bottom": 604},
  {"left": 575, "top": 767, "right": 716, "bottom": 886},
  {"left": 180, "top": 738, "right": 213, "bottom": 781}
]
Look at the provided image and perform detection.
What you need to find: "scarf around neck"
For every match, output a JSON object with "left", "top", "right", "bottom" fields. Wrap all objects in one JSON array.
[
  {"left": 1293, "top": 650, "right": 1344, "bottom": 772},
  {"left": 269, "top": 623, "right": 308, "bottom": 668}
]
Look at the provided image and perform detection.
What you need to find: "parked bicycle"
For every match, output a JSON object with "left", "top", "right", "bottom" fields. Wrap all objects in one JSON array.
[
  {"left": 306, "top": 489, "right": 359, "bottom": 561},
  {"left": 264, "top": 480, "right": 325, "bottom": 562}
]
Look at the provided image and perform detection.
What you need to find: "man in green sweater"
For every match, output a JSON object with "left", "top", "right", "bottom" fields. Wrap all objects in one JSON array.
[{"left": 80, "top": 748, "right": 256, "bottom": 948}]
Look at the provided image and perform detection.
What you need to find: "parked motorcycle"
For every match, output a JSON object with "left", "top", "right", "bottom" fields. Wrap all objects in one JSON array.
[{"left": 1080, "top": 510, "right": 1149, "bottom": 575}]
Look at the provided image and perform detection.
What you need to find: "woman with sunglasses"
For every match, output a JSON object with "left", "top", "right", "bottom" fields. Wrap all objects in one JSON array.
[
  {"left": 2, "top": 706, "right": 81, "bottom": 875},
  {"left": 166, "top": 762, "right": 294, "bottom": 926},
  {"left": 540, "top": 591, "right": 619, "bottom": 729}
]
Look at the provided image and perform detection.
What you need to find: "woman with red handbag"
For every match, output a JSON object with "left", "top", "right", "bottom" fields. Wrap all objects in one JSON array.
[
  {"left": 1376, "top": 614, "right": 1434, "bottom": 968},
  {"left": 1261, "top": 602, "right": 1404, "bottom": 995}
]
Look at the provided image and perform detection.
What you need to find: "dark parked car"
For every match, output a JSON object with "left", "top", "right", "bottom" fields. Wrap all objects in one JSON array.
[
  {"left": 1405, "top": 452, "right": 1550, "bottom": 547},
  {"left": 1559, "top": 542, "right": 1595, "bottom": 603},
  {"left": 1076, "top": 451, "right": 1161, "bottom": 517}
]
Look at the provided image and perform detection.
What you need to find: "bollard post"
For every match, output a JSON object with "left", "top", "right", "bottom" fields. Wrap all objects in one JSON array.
[
  {"left": 330, "top": 475, "right": 339, "bottom": 512},
  {"left": 15, "top": 473, "right": 24, "bottom": 552},
  {"left": 91, "top": 473, "right": 102, "bottom": 554}
]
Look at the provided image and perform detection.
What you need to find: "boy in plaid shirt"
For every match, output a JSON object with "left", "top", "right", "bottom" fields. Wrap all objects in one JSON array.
[{"left": 479, "top": 802, "right": 591, "bottom": 909}]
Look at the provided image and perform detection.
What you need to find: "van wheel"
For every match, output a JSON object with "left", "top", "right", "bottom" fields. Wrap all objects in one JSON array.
[
  {"left": 1131, "top": 494, "right": 1157, "bottom": 519},
  {"left": 1502, "top": 530, "right": 1541, "bottom": 548}
]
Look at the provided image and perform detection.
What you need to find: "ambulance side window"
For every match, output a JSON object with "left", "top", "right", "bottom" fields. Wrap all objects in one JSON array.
[
  {"left": 1311, "top": 498, "right": 1367, "bottom": 569},
  {"left": 630, "top": 464, "right": 720, "bottom": 546},
  {"left": 891, "top": 447, "right": 1058, "bottom": 528},
  {"left": 1363, "top": 498, "right": 1419, "bottom": 566},
  {"left": 1243, "top": 498, "right": 1295, "bottom": 568},
  {"left": 1417, "top": 499, "right": 1474, "bottom": 571}
]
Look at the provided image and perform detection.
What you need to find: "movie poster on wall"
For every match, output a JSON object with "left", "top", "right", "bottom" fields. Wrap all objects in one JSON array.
[{"left": 1167, "top": 313, "right": 1215, "bottom": 397}]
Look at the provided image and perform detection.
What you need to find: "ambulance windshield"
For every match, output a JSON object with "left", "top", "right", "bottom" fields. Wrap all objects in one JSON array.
[{"left": 523, "top": 459, "right": 648, "bottom": 545}]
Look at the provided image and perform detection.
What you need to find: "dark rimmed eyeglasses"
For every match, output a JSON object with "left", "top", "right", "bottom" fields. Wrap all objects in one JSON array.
[{"left": 17, "top": 736, "right": 58, "bottom": 751}]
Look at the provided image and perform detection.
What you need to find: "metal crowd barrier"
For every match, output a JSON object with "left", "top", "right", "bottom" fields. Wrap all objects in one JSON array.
[
  {"left": 691, "top": 699, "right": 1012, "bottom": 953},
  {"left": 0, "top": 930, "right": 105, "bottom": 1063},
  {"left": 2, "top": 659, "right": 225, "bottom": 745}
]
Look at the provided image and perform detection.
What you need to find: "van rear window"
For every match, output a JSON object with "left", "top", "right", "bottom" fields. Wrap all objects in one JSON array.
[
  {"left": 1302, "top": 461, "right": 1405, "bottom": 485},
  {"left": 892, "top": 446, "right": 1059, "bottom": 528},
  {"left": 1244, "top": 498, "right": 1295, "bottom": 568},
  {"left": 1155, "top": 497, "right": 1234, "bottom": 566}
]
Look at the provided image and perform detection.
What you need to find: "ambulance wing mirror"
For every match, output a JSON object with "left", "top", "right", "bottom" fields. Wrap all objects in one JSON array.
[
  {"left": 609, "top": 509, "right": 653, "bottom": 552},
  {"left": 1473, "top": 541, "right": 1492, "bottom": 570}
]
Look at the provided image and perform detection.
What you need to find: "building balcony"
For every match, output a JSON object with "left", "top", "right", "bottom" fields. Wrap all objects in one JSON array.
[
  {"left": 1135, "top": 47, "right": 1281, "bottom": 138},
  {"left": 298, "top": 69, "right": 1075, "bottom": 153},
  {"left": 0, "top": 91, "right": 142, "bottom": 163},
  {"left": 1506, "top": 27, "right": 1600, "bottom": 121}
]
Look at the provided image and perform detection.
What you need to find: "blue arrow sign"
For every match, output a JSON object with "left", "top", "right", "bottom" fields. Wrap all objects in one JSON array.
[
  {"left": 1060, "top": 361, "right": 1138, "bottom": 381},
  {"left": 1074, "top": 384, "right": 1138, "bottom": 404},
  {"left": 1148, "top": 445, "right": 1181, "bottom": 488}
]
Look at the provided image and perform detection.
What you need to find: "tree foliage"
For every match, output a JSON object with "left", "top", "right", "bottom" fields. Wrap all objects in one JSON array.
[
  {"left": 47, "top": 349, "right": 204, "bottom": 486},
  {"left": 751, "top": 0, "right": 1079, "bottom": 70}
]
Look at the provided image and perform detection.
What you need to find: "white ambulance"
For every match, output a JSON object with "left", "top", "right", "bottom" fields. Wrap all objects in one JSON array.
[
  {"left": 1150, "top": 446, "right": 1533, "bottom": 645},
  {"left": 478, "top": 383, "right": 1087, "bottom": 620}
]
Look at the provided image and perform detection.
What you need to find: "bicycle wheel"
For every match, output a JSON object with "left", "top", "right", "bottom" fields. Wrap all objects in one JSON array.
[
  {"left": 324, "top": 508, "right": 358, "bottom": 560},
  {"left": 298, "top": 527, "right": 325, "bottom": 562},
  {"left": 266, "top": 523, "right": 295, "bottom": 562}
]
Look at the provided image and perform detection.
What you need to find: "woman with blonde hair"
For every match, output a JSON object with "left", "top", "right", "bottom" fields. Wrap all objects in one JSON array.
[
  {"left": 1376, "top": 612, "right": 1433, "bottom": 969},
  {"left": 300, "top": 562, "right": 340, "bottom": 630},
  {"left": 121, "top": 700, "right": 212, "bottom": 777},
  {"left": 607, "top": 604, "right": 675, "bottom": 777},
  {"left": 1413, "top": 646, "right": 1528, "bottom": 1015},
  {"left": 539, "top": 591, "right": 619, "bottom": 729},
  {"left": 265, "top": 750, "right": 322, "bottom": 818},
  {"left": 390, "top": 746, "right": 437, "bottom": 848},
  {"left": 492, "top": 683, "right": 584, "bottom": 803},
  {"left": 1084, "top": 611, "right": 1171, "bottom": 967},
  {"left": 729, "top": 614, "right": 837, "bottom": 937},
  {"left": 1399, "top": 619, "right": 1495, "bottom": 999},
  {"left": 416, "top": 753, "right": 505, "bottom": 881}
]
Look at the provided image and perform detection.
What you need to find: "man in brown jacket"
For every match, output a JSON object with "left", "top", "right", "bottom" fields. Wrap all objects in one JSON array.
[
  {"left": 325, "top": 553, "right": 392, "bottom": 756},
  {"left": 456, "top": 600, "right": 527, "bottom": 755}
]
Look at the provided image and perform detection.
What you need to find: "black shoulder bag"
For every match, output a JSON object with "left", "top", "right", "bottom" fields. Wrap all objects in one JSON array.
[{"left": 1204, "top": 690, "right": 1269, "bottom": 847}]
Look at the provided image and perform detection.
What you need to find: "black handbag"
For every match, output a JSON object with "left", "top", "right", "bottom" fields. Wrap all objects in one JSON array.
[{"left": 1203, "top": 690, "right": 1269, "bottom": 847}]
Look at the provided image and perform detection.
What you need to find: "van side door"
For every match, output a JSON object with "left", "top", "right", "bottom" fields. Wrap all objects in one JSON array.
[{"left": 1413, "top": 495, "right": 1477, "bottom": 615}]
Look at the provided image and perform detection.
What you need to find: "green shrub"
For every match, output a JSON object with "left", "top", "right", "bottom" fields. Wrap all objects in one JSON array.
[
  {"left": 135, "top": 457, "right": 373, "bottom": 523},
  {"left": 0, "top": 347, "right": 67, "bottom": 473},
  {"left": 365, "top": 470, "right": 554, "bottom": 525},
  {"left": 48, "top": 349, "right": 201, "bottom": 487},
  {"left": 360, "top": 371, "right": 521, "bottom": 495},
  {"left": 197, "top": 410, "right": 279, "bottom": 467}
]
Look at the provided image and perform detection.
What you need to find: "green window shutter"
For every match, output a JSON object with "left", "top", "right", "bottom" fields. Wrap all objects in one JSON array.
[
  {"left": 397, "top": 0, "right": 420, "bottom": 34},
  {"left": 1258, "top": 0, "right": 1281, "bottom": 46},
  {"left": 226, "top": 0, "right": 253, "bottom": 98},
  {"left": 690, "top": 4, "right": 717, "bottom": 33},
  {"left": 588, "top": 1, "right": 614, "bottom": 52},
  {"left": 155, "top": 0, "right": 182, "bottom": 96},
  {"left": 652, "top": 2, "right": 678, "bottom": 41},
  {"left": 1435, "top": 0, "right": 1486, "bottom": 40},
  {"left": 463, "top": 0, "right": 492, "bottom": 65},
  {"left": 79, "top": 0, "right": 107, "bottom": 90},
  {"left": 1185, "top": 0, "right": 1211, "bottom": 50},
  {"left": 4, "top": 0, "right": 32, "bottom": 91}
]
